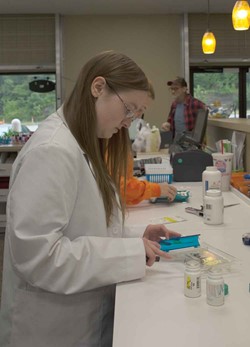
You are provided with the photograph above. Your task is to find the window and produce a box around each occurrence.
[0,15,55,66]
[0,73,56,133]
[0,15,57,136]
[190,67,250,118]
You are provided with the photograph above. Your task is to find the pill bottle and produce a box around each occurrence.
[206,268,224,306]
[203,189,224,225]
[184,260,201,298]
[202,166,222,197]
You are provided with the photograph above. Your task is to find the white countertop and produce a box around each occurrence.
[113,183,250,347]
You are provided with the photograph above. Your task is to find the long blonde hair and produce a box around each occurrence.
[63,51,154,226]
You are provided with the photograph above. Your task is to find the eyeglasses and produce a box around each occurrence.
[106,82,137,121]
[169,86,181,91]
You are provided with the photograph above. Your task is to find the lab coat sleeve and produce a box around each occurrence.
[123,224,147,238]
[7,143,146,294]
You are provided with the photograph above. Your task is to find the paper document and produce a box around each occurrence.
[150,215,186,224]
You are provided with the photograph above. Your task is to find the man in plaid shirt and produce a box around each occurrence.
[161,77,206,138]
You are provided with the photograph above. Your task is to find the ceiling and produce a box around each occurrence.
[0,0,238,15]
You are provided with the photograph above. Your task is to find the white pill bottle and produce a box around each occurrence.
[184,260,201,298]
[206,268,224,306]
[203,189,224,225]
[202,166,222,197]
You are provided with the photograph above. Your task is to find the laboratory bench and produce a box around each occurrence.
[113,182,250,347]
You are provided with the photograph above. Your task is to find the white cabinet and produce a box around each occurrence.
[0,145,22,234]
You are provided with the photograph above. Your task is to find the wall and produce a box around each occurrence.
[0,234,4,302]
[189,14,250,64]
[62,15,183,128]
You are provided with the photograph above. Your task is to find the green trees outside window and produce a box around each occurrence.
[0,74,56,129]
[191,67,250,119]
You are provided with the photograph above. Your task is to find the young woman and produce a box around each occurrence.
[0,51,180,347]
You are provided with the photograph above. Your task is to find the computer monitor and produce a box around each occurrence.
[178,108,209,148]
[159,131,173,149]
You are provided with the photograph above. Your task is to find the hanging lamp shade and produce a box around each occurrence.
[202,31,216,54]
[232,1,250,30]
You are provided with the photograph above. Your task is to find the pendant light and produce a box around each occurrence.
[202,0,216,54]
[232,1,250,30]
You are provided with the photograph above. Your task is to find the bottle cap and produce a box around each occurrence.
[185,260,200,269]
[208,267,223,279]
[206,166,218,171]
[242,232,250,245]
[206,189,222,197]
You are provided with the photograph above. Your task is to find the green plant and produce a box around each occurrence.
[2,129,18,138]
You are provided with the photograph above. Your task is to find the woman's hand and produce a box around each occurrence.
[143,238,170,266]
[158,183,177,202]
[143,224,181,266]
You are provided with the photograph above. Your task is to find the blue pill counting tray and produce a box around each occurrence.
[174,190,190,202]
[159,234,200,252]
[150,190,190,204]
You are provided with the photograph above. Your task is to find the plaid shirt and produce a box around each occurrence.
[168,94,206,135]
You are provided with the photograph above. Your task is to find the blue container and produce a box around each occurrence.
[145,173,173,183]
[159,234,200,252]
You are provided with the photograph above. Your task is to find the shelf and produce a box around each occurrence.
[208,118,250,133]
[0,144,23,152]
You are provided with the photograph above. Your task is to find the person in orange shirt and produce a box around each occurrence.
[120,151,177,205]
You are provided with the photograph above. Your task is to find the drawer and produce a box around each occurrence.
[0,189,9,202]
[0,164,12,177]
[0,226,6,234]
[0,214,6,222]
[0,221,6,230]
[0,201,7,216]
[0,177,9,189]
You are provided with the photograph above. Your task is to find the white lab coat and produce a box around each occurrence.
[0,108,145,347]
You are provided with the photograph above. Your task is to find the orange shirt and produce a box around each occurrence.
[120,154,161,205]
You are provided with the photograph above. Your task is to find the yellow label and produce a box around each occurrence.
[163,217,177,223]
[186,276,191,289]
